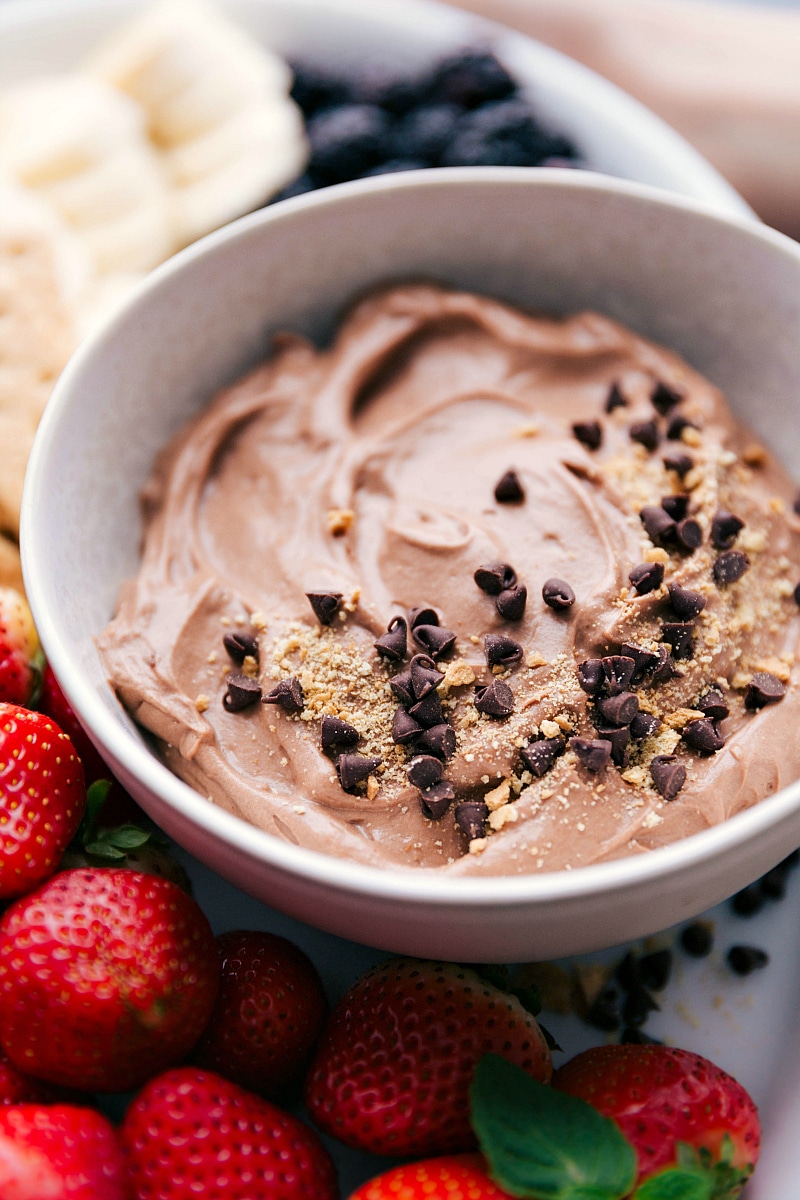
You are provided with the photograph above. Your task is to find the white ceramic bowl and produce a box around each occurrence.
[0,0,749,218]
[22,169,800,961]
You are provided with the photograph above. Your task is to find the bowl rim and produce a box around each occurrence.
[23,167,800,907]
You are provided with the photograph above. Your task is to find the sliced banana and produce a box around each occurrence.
[86,0,308,245]
[0,76,173,274]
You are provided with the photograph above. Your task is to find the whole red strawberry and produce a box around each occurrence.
[0,867,219,1092]
[0,1103,126,1199]
[38,662,107,783]
[0,704,85,899]
[305,958,552,1157]
[192,930,327,1098]
[0,588,42,707]
[553,1045,760,1193]
[120,1066,339,1200]
[349,1155,511,1200]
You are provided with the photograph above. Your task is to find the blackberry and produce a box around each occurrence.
[442,99,576,168]
[289,63,353,115]
[394,104,463,165]
[428,47,517,108]
[307,104,395,183]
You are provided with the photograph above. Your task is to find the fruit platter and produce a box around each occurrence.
[2,0,799,1196]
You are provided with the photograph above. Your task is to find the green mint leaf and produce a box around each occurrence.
[84,839,126,861]
[472,1054,636,1200]
[105,825,152,850]
[634,1170,713,1200]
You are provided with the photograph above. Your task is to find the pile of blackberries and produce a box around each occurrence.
[273,47,582,200]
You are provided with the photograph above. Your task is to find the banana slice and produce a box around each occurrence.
[86,0,308,244]
[0,76,172,274]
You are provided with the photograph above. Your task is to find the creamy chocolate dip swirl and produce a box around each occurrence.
[99,284,800,874]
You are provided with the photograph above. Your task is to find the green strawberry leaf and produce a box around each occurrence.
[83,839,127,861]
[471,1054,637,1200]
[103,825,152,850]
[537,1022,563,1054]
[634,1170,713,1200]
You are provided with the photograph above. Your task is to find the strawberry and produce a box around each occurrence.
[553,1045,760,1195]
[38,662,108,785]
[0,704,85,899]
[349,1154,511,1200]
[0,867,219,1093]
[0,1052,66,1107]
[120,1066,339,1200]
[192,930,327,1099]
[0,1103,126,1199]
[0,588,42,707]
[305,958,552,1157]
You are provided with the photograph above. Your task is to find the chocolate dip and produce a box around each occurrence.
[98,284,800,874]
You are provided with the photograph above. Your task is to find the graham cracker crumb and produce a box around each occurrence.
[643,546,669,564]
[513,421,540,438]
[664,708,705,729]
[195,694,210,713]
[469,837,488,855]
[489,803,518,831]
[484,779,511,811]
[742,442,768,467]
[526,652,548,668]
[366,775,380,801]
[251,611,267,630]
[326,508,354,536]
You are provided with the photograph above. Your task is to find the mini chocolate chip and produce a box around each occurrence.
[222,673,262,712]
[666,415,697,440]
[391,708,422,744]
[484,634,523,668]
[407,754,444,789]
[681,922,713,957]
[412,624,457,659]
[649,645,678,686]
[629,562,664,595]
[661,622,694,660]
[623,985,660,1029]
[475,679,514,718]
[713,550,750,586]
[668,583,706,620]
[630,712,662,739]
[408,606,439,630]
[649,754,686,799]
[675,517,702,551]
[620,643,659,679]
[594,726,630,768]
[731,886,764,917]
[455,800,489,840]
[262,677,304,714]
[727,945,769,976]
[389,670,414,705]
[640,505,676,545]
[710,510,745,551]
[496,584,527,621]
[520,736,565,778]
[577,659,605,695]
[744,671,786,709]
[474,562,517,595]
[602,655,636,694]
[572,421,603,451]
[661,493,689,521]
[408,690,444,729]
[494,469,525,503]
[651,380,683,415]
[306,592,343,625]
[374,616,408,661]
[597,691,639,727]
[585,985,621,1032]
[629,419,660,452]
[622,1028,663,1046]
[759,868,787,901]
[663,452,694,477]
[696,688,729,722]
[410,653,444,699]
[420,780,455,820]
[682,718,724,755]
[321,715,360,752]
[223,631,259,666]
[570,737,611,772]
[639,949,673,992]
[337,754,381,791]
[605,381,628,412]
[416,723,457,760]
[542,578,576,611]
